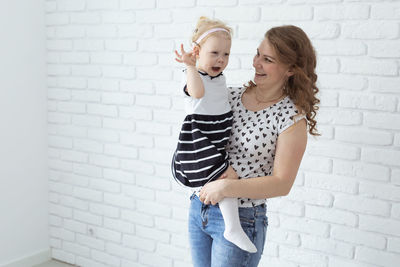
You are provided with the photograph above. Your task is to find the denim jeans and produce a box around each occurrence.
[188,195,268,267]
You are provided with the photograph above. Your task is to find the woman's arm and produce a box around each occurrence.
[175,44,204,98]
[199,119,307,205]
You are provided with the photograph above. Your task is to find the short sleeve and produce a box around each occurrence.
[180,69,190,97]
[277,104,306,135]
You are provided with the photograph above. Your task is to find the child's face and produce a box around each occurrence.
[196,35,231,76]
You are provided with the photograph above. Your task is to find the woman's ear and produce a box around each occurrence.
[286,67,294,77]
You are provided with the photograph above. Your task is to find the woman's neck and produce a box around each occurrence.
[252,84,285,105]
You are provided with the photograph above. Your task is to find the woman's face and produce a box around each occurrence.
[197,35,231,76]
[253,38,292,88]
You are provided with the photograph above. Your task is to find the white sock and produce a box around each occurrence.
[219,198,257,253]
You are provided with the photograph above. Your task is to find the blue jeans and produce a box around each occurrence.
[188,195,268,267]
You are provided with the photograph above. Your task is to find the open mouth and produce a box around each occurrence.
[255,72,267,77]
[212,67,221,72]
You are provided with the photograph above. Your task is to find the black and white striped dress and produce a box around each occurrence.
[171,70,233,189]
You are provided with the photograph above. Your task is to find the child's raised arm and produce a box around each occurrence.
[175,44,204,99]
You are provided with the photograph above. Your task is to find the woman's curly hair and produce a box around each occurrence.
[248,25,320,136]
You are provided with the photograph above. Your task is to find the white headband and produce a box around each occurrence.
[193,27,230,47]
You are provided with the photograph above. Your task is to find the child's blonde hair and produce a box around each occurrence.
[191,16,232,47]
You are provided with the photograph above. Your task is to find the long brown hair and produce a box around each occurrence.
[248,25,320,136]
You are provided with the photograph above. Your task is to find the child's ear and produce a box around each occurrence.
[193,45,200,56]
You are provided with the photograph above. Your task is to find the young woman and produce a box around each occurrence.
[191,25,320,266]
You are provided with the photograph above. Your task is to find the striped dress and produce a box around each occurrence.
[171,70,233,189]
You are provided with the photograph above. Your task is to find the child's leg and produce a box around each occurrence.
[219,198,257,253]
[218,166,257,253]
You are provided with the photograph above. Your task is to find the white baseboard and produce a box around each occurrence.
[0,249,51,267]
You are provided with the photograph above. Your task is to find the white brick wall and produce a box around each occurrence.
[45,0,400,266]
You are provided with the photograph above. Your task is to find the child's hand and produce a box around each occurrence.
[175,44,196,67]
[219,165,238,180]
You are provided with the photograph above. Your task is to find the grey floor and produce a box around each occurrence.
[33,260,74,267]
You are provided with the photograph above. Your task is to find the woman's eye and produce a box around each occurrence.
[264,58,272,63]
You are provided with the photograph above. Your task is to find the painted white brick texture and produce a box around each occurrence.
[45,1,400,266]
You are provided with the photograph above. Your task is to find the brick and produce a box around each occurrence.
[393,169,400,185]
[318,108,362,125]
[136,121,171,135]
[49,203,73,218]
[267,230,301,246]
[359,181,400,202]
[307,142,359,160]
[56,26,85,38]
[392,203,400,219]
[317,57,339,73]
[124,185,155,200]
[300,156,332,173]
[73,210,102,226]
[73,187,103,202]
[198,0,238,6]
[49,159,73,172]
[87,103,118,117]
[343,22,400,39]
[76,234,105,250]
[136,200,172,218]
[51,249,75,265]
[104,217,135,234]
[70,13,101,24]
[138,40,174,53]
[102,11,135,24]
[58,102,86,114]
[59,195,89,210]
[73,163,102,178]
[76,257,107,267]
[261,6,312,21]
[73,40,104,51]
[369,41,400,58]
[136,94,171,108]
[388,237,400,253]
[155,217,187,234]
[216,7,260,22]
[138,251,173,267]
[297,22,340,39]
[280,216,330,237]
[48,112,71,124]
[136,10,171,23]
[135,175,171,190]
[121,210,154,227]
[103,66,135,79]
[172,9,214,23]
[319,73,367,90]
[104,144,137,159]
[335,194,390,217]
[335,127,393,145]
[124,52,157,66]
[306,205,357,227]
[156,243,189,260]
[103,168,135,184]
[331,225,386,249]
[106,243,138,262]
[355,247,400,267]
[63,241,90,257]
[119,106,152,120]
[91,249,120,266]
[57,0,85,11]
[306,173,358,194]
[120,0,155,9]
[287,187,334,207]
[365,112,400,130]
[362,148,400,167]
[341,58,398,76]
[87,128,119,142]
[123,234,156,252]
[90,52,121,65]
[50,226,75,242]
[60,52,89,64]
[315,5,369,20]
[72,114,101,127]
[332,161,390,182]
[49,136,73,149]
[86,25,117,38]
[279,246,328,267]
[118,24,153,38]
[89,154,119,168]
[371,3,400,19]
[301,235,354,258]
[328,258,376,267]
[104,193,135,209]
[73,139,103,154]
[267,199,304,216]
[64,219,87,234]
[60,150,88,163]
[340,92,397,112]
[89,203,120,218]
[92,227,121,243]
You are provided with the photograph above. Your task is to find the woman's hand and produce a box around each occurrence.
[175,44,196,67]
[199,179,230,205]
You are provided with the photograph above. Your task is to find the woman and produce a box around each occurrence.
[188,25,320,267]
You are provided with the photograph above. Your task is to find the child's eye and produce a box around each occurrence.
[212,51,218,54]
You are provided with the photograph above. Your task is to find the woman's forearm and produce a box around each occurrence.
[223,175,294,200]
